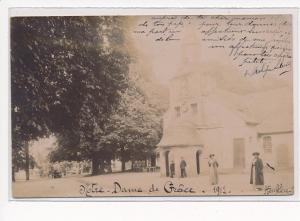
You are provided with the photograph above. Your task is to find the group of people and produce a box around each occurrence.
[169,152,266,191]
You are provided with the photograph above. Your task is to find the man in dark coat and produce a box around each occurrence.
[170,161,175,178]
[180,157,187,178]
[250,152,264,190]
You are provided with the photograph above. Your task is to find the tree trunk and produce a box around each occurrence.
[99,159,105,174]
[25,141,30,181]
[12,166,16,182]
[107,160,112,173]
[131,161,134,170]
[91,157,100,175]
[121,160,126,172]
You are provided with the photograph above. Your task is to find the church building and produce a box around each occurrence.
[156,32,293,178]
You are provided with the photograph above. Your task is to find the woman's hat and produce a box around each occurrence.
[252,152,260,156]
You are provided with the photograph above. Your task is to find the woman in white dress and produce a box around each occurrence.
[208,154,219,185]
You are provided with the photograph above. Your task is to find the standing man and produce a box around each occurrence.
[180,157,187,178]
[250,152,264,191]
[170,160,175,178]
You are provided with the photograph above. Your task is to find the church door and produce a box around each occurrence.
[277,144,289,168]
[233,138,245,169]
[165,151,170,177]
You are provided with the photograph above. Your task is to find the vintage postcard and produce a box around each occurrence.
[11,12,294,198]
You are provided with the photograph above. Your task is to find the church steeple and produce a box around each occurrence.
[177,25,202,77]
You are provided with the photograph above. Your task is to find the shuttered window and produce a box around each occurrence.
[263,136,272,153]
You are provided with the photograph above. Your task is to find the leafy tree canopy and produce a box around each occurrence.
[11,16,130,175]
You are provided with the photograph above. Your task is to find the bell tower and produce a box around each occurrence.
[177,24,202,76]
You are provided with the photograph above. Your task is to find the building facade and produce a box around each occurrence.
[157,72,293,178]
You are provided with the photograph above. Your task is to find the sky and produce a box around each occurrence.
[29,135,56,165]
[126,15,293,92]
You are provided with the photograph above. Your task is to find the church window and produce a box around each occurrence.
[175,106,181,118]
[263,136,272,153]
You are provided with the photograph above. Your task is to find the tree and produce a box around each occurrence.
[100,77,164,171]
[12,139,37,182]
[11,16,130,179]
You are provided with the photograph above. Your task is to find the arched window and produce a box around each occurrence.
[263,136,272,153]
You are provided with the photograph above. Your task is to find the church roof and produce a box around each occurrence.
[211,88,260,124]
[257,110,293,134]
[244,86,293,122]
[157,120,203,147]
[214,87,293,129]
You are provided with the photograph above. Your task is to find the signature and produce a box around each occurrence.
[264,184,294,195]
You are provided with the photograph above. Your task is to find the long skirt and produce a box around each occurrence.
[209,167,218,185]
[252,169,264,190]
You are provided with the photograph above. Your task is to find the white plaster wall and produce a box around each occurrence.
[203,99,258,172]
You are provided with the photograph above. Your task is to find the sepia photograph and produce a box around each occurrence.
[10,14,294,198]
